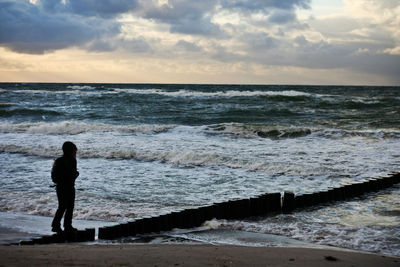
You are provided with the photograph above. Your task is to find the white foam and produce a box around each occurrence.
[219,187,400,257]
[228,218,400,256]
[205,123,313,139]
[1,122,399,183]
[0,190,167,223]
[113,88,315,98]
[9,85,95,95]
[0,142,378,188]
[0,144,58,158]
[66,85,96,90]
[13,89,84,94]
[7,86,327,98]
[11,85,100,95]
[0,121,176,135]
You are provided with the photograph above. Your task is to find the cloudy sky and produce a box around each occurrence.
[0,0,399,85]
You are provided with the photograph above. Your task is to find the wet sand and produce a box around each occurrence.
[0,244,399,267]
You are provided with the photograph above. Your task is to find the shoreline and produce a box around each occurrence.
[1,211,399,258]
[1,244,399,267]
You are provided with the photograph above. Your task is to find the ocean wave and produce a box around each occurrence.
[113,88,316,98]
[12,85,100,95]
[220,195,400,257]
[12,89,114,95]
[0,143,342,178]
[0,121,176,135]
[204,123,313,139]
[66,85,96,90]
[0,102,15,107]
[0,191,141,222]
[0,108,60,116]
[13,89,85,94]
[205,123,400,140]
[1,121,398,141]
[0,144,59,158]
[4,86,328,99]
[317,99,386,109]
[0,142,258,170]
[222,219,400,257]
[0,144,233,167]
[4,86,337,100]
[316,129,400,140]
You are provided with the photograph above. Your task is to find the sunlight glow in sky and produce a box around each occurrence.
[0,0,399,85]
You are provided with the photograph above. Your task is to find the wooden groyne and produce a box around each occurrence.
[17,228,95,245]
[98,172,400,240]
[97,193,282,240]
[16,172,400,245]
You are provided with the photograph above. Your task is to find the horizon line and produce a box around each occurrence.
[0,81,398,87]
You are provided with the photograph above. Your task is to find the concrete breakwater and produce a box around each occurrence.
[16,173,400,245]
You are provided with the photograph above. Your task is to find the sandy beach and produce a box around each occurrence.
[0,244,399,267]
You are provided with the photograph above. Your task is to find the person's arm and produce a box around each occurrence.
[73,159,79,181]
[51,159,61,184]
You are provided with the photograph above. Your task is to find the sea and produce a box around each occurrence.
[0,83,399,256]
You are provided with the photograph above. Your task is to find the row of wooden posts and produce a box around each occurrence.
[17,172,400,245]
[98,172,400,240]
[18,228,95,245]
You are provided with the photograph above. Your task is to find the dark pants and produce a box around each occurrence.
[52,186,75,229]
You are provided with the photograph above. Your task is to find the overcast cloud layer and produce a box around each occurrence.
[0,0,399,84]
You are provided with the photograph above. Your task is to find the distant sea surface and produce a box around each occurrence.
[0,83,399,255]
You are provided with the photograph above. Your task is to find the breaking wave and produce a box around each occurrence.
[0,143,286,174]
[0,142,381,181]
[3,87,319,99]
[1,121,398,141]
[13,89,86,94]
[219,187,400,257]
[204,123,400,140]
[11,85,98,95]
[0,190,143,222]
[0,121,176,135]
[66,85,96,90]
[113,88,317,99]
[205,123,313,139]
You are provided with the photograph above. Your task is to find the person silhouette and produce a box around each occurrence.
[51,141,79,233]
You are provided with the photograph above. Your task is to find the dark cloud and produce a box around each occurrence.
[239,34,400,83]
[142,0,224,36]
[40,0,139,18]
[0,0,311,55]
[141,0,310,36]
[170,16,222,36]
[143,0,214,21]
[268,10,297,24]
[221,0,311,11]
[0,0,123,54]
[350,53,400,80]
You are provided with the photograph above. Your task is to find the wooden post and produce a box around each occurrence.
[282,191,295,213]
[85,228,95,241]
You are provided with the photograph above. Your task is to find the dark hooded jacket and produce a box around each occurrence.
[51,155,79,188]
